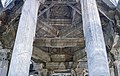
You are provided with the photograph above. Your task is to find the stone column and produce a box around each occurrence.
[0,42,10,76]
[110,67,115,76]
[8,0,43,76]
[80,0,110,76]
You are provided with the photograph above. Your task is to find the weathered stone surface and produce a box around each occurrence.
[34,38,84,48]
[0,61,9,76]
[51,54,72,62]
[117,0,120,12]
[32,47,50,62]
[46,62,66,70]
[102,0,116,8]
[8,0,41,76]
[114,60,120,76]
[46,62,60,70]
[0,44,10,76]
[0,0,119,75]
[103,21,115,51]
[73,49,85,61]
[110,67,115,76]
[1,0,13,8]
[111,34,120,60]
[81,0,110,75]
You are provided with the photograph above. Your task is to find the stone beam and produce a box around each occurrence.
[60,23,83,37]
[1,0,13,8]
[72,10,76,25]
[46,62,66,70]
[61,26,82,38]
[117,0,120,12]
[37,20,58,36]
[32,47,50,62]
[8,0,42,76]
[80,0,110,76]
[44,1,77,4]
[34,38,84,48]
[51,54,72,62]
[97,3,114,22]
[66,2,82,15]
[38,2,56,17]
[102,0,116,8]
[48,19,72,26]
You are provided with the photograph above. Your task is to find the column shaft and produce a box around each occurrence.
[80,0,110,76]
[8,0,41,76]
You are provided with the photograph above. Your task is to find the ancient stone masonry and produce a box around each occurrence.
[0,41,10,76]
[81,0,110,75]
[117,0,120,12]
[8,0,42,76]
[0,0,120,76]
[110,34,120,76]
